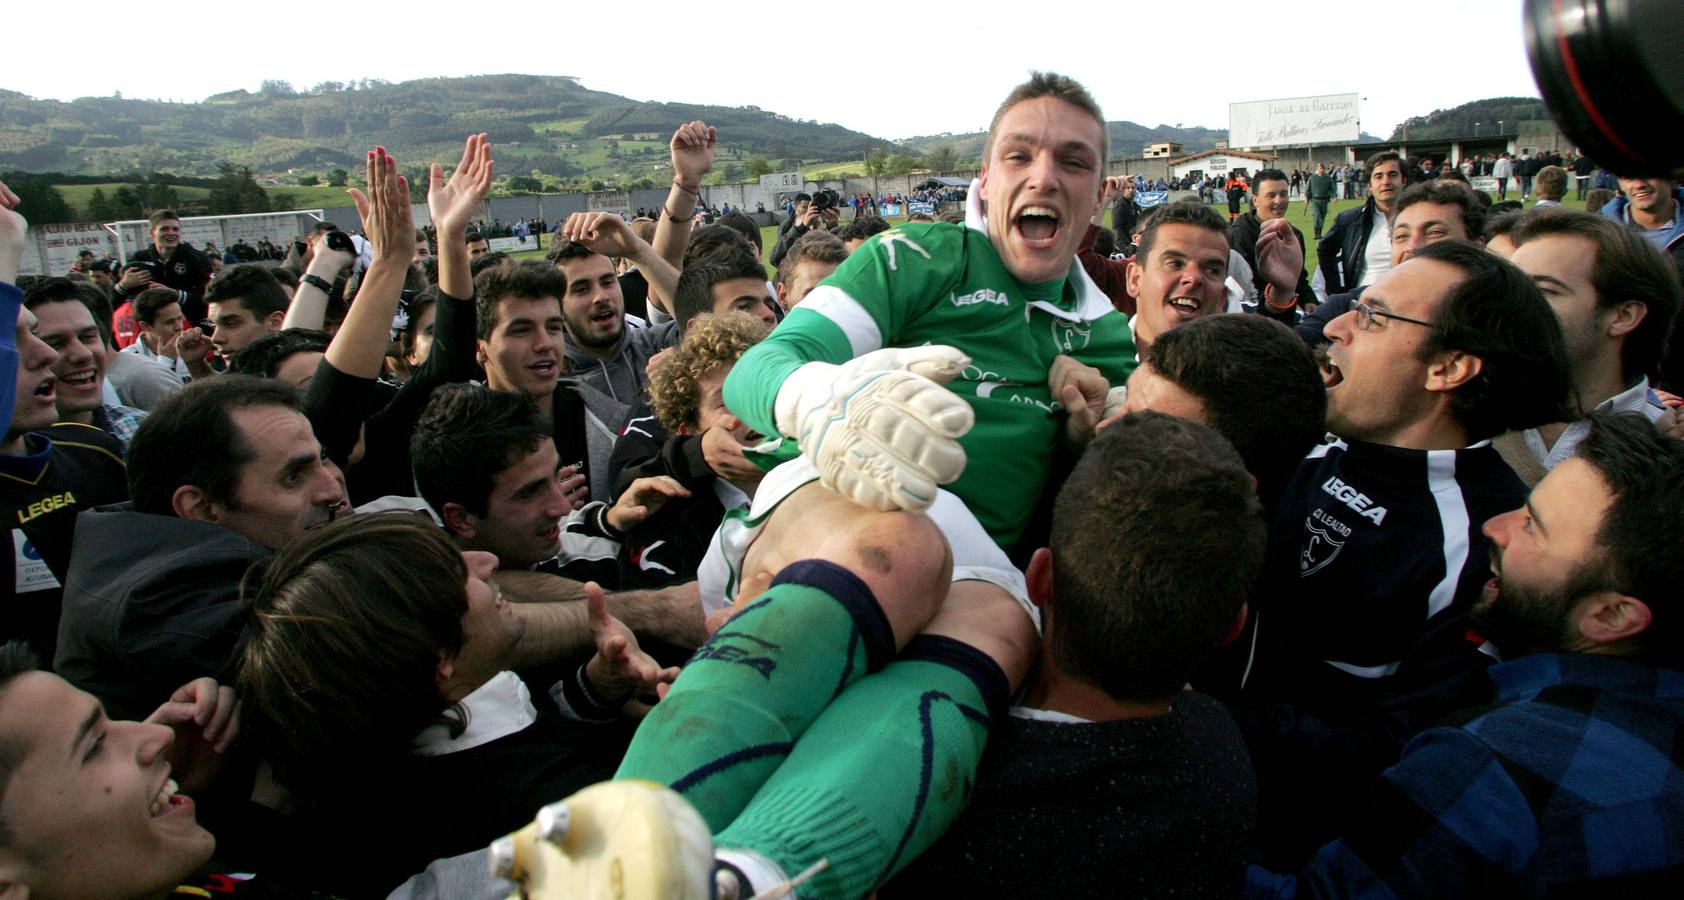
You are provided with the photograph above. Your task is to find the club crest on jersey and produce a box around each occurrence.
[952,288,1009,308]
[173,262,187,275]
[1320,476,1387,524]
[1300,508,1351,576]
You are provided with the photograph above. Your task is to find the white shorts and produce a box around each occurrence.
[696,457,1037,629]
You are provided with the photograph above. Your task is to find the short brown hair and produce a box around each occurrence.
[777,230,848,288]
[1534,165,1568,201]
[646,312,769,434]
[1511,209,1681,382]
[147,209,179,230]
[240,513,472,793]
[474,258,567,340]
[983,71,1108,162]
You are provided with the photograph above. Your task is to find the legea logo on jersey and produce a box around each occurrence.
[951,288,1009,308]
[1320,476,1387,525]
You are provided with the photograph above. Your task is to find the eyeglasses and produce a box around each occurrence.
[1350,299,1433,332]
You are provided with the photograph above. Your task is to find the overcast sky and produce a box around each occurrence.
[7,1,1542,142]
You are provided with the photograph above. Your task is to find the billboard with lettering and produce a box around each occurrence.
[1229,94,1360,149]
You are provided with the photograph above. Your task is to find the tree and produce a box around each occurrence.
[209,164,271,214]
[863,148,889,177]
[507,176,543,193]
[925,143,959,173]
[258,79,296,97]
[84,187,116,221]
[111,187,141,218]
[297,174,320,186]
[327,168,349,187]
[3,176,74,224]
[886,154,920,177]
[270,192,297,211]
[747,157,773,178]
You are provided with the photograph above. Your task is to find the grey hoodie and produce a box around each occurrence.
[563,319,679,411]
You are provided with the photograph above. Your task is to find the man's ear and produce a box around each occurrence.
[1575,591,1653,647]
[171,485,219,523]
[1426,350,1483,394]
[264,310,285,331]
[440,503,477,541]
[1605,300,1647,340]
[475,339,489,370]
[1125,258,1143,299]
[435,650,456,692]
[1026,547,1053,610]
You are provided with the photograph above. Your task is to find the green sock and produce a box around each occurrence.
[615,560,895,831]
[714,635,1008,898]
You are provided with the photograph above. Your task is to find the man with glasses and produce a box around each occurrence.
[1204,240,1576,867]
[1295,180,1485,346]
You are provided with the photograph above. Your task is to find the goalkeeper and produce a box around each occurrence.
[605,72,1136,899]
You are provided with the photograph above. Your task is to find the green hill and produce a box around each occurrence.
[0,75,898,183]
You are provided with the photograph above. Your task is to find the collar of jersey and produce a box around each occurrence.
[963,178,1115,324]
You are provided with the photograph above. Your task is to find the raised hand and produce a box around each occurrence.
[670,120,717,186]
[0,179,28,284]
[347,146,416,266]
[428,133,494,235]
[605,475,690,532]
[561,211,645,259]
[583,582,682,704]
[144,677,240,793]
[1254,217,1303,304]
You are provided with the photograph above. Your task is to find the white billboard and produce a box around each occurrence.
[760,172,804,193]
[1230,94,1360,148]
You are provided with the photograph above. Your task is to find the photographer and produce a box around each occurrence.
[769,188,841,268]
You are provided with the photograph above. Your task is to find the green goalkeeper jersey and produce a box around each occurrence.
[724,222,1136,548]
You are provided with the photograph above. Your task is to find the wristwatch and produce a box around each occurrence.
[301,273,333,293]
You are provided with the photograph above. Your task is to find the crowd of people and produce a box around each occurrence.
[0,71,1681,900]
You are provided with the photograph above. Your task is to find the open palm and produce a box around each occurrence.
[428,133,494,233]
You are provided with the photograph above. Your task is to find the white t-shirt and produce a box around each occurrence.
[1357,211,1392,288]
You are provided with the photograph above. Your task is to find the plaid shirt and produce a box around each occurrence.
[1247,653,1684,898]
[94,403,147,453]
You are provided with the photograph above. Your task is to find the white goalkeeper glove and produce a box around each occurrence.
[773,345,974,512]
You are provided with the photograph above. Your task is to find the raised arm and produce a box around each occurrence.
[332,147,416,379]
[650,121,717,278]
[429,133,493,301]
[282,239,355,331]
[560,211,680,305]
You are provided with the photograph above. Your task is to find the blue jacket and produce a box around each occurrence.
[1600,186,1684,271]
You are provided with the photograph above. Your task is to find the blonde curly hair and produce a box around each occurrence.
[647,311,771,434]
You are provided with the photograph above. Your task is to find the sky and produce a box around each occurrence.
[6,1,1543,143]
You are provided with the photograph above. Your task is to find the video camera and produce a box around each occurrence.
[811,189,840,212]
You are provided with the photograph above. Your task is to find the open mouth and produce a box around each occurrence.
[529,360,557,378]
[1317,347,1344,388]
[149,778,186,817]
[1166,296,1204,322]
[1013,206,1062,247]
[32,377,55,401]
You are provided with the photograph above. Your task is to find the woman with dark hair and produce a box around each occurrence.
[239,512,676,896]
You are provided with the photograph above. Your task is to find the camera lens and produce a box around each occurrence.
[1524,0,1684,178]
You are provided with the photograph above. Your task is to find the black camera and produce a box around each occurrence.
[323,229,356,254]
[1525,0,1683,178]
[811,189,840,211]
